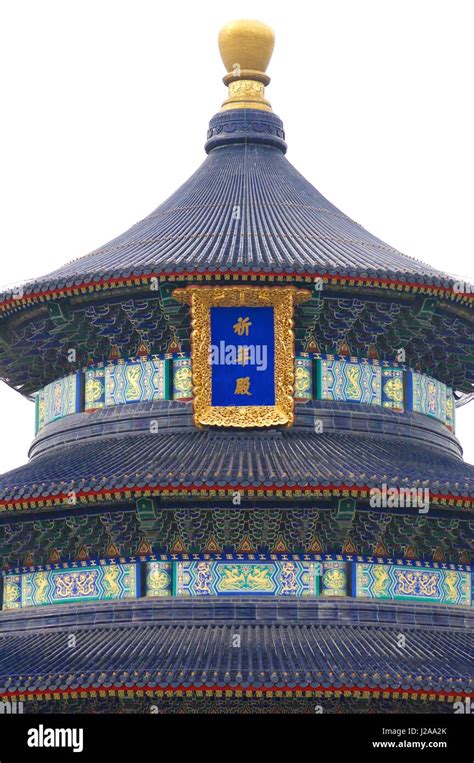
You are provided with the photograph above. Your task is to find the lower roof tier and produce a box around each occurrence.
[1,401,473,510]
[0,598,471,701]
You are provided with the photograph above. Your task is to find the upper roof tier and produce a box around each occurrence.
[0,19,472,306]
[26,116,452,285]
[0,20,472,399]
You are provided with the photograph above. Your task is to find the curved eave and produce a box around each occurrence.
[2,682,469,702]
[1,270,473,320]
[0,598,472,700]
[1,112,473,316]
[1,485,473,513]
[1,428,473,511]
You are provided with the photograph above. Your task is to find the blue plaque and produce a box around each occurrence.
[173,285,308,427]
[209,306,275,406]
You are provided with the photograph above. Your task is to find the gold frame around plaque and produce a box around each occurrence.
[173,285,310,427]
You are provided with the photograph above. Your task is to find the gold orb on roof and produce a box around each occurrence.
[218,19,275,77]
[217,19,275,113]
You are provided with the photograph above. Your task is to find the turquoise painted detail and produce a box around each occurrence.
[173,356,193,400]
[145,562,173,597]
[104,358,170,406]
[353,562,471,606]
[175,560,320,596]
[35,372,81,432]
[407,371,448,424]
[2,562,139,609]
[316,359,382,405]
[295,356,313,400]
[321,561,348,596]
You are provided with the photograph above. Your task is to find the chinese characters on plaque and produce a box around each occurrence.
[209,306,275,406]
[173,285,310,427]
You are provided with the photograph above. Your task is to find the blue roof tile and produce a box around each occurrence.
[0,596,470,698]
[1,423,473,502]
[1,111,464,302]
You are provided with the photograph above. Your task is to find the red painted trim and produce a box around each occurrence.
[1,483,472,509]
[0,270,473,312]
[0,683,471,700]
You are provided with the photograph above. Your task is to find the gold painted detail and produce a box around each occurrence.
[372,566,390,597]
[395,570,438,597]
[174,364,192,394]
[125,364,141,401]
[85,376,103,405]
[218,19,275,112]
[148,568,170,591]
[4,582,20,604]
[221,80,271,112]
[173,285,310,428]
[103,565,121,597]
[280,561,298,593]
[35,572,49,603]
[384,376,403,403]
[444,571,458,603]
[219,564,274,592]
[229,80,264,99]
[346,364,361,399]
[194,561,212,594]
[233,316,252,335]
[54,571,96,599]
[295,364,311,397]
[234,377,252,396]
[323,568,346,591]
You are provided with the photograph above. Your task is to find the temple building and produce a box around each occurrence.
[0,19,472,714]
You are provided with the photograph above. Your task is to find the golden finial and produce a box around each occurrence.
[218,19,275,112]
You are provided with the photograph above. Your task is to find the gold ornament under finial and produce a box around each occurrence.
[218,19,275,112]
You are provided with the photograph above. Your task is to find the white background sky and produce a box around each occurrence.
[0,0,472,473]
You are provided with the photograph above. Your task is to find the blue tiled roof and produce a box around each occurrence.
[2,111,462,301]
[1,416,473,503]
[0,599,471,696]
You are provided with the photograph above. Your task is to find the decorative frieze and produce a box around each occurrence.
[294,356,313,401]
[35,372,82,432]
[2,557,472,609]
[145,562,173,597]
[34,353,457,433]
[2,562,139,609]
[316,359,382,405]
[407,371,448,425]
[353,562,471,606]
[172,356,193,401]
[174,560,320,596]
